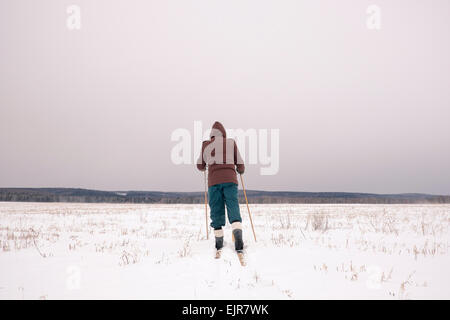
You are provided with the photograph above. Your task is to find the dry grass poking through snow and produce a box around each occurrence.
[0,202,449,299]
[262,205,449,258]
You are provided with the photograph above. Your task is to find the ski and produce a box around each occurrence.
[237,251,246,266]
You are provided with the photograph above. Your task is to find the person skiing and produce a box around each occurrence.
[197,121,245,262]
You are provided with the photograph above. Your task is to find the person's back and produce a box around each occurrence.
[197,121,245,186]
[197,121,245,260]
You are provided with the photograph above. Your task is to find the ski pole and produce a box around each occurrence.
[239,174,257,242]
[204,169,209,240]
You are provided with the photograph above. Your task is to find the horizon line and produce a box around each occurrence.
[0,187,448,197]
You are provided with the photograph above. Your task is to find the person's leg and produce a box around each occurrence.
[208,184,225,250]
[231,222,243,252]
[223,183,244,252]
[213,228,224,250]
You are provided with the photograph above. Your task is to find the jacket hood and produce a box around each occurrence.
[210,121,226,138]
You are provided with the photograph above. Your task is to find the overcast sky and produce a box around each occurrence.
[1,0,449,194]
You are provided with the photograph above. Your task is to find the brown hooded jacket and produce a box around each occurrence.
[197,121,245,187]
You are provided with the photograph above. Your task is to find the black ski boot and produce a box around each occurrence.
[232,229,244,252]
[232,222,246,266]
[214,228,224,259]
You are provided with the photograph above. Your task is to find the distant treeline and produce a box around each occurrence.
[0,188,449,204]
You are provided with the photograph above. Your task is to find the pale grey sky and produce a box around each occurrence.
[1,0,449,194]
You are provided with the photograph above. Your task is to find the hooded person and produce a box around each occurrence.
[197,121,245,258]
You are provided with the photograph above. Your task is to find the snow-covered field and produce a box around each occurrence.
[0,202,449,300]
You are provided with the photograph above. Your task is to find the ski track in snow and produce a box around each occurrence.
[0,202,449,299]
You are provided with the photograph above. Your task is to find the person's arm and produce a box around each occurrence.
[234,140,245,174]
[196,141,206,171]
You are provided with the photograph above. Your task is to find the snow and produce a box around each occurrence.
[0,202,449,299]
